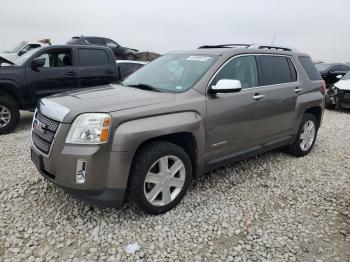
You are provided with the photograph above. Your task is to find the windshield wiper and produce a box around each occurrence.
[125,83,160,92]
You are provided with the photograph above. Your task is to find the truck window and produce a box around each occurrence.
[79,49,109,67]
[85,37,106,45]
[36,49,73,68]
[106,39,119,48]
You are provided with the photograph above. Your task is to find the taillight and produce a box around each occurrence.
[321,80,326,96]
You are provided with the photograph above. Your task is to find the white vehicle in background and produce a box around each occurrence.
[0,39,51,63]
[116,60,148,80]
[326,72,350,109]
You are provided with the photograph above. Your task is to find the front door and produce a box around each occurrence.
[206,55,264,162]
[26,48,79,107]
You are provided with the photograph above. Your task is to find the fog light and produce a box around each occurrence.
[76,160,87,184]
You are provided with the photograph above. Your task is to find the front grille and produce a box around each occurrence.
[31,111,60,155]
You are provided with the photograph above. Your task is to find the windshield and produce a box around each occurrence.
[14,47,42,66]
[122,54,218,93]
[4,41,28,53]
[342,72,350,80]
[315,63,332,72]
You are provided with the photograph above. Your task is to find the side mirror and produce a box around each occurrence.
[209,79,242,94]
[31,57,46,69]
[336,75,343,80]
[18,50,26,56]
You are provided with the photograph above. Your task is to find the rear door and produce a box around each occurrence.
[254,55,299,145]
[78,48,117,87]
[26,47,79,107]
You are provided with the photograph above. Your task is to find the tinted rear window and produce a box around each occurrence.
[259,56,293,85]
[79,49,109,66]
[298,56,322,81]
[86,37,105,45]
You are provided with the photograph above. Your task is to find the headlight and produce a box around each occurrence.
[66,113,112,144]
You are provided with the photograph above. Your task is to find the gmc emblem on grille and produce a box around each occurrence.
[33,119,46,134]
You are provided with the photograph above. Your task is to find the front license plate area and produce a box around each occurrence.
[31,148,43,171]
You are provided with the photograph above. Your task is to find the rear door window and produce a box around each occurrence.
[340,65,350,71]
[258,56,293,85]
[298,56,322,80]
[86,37,106,45]
[212,55,258,89]
[79,49,109,67]
[332,65,342,71]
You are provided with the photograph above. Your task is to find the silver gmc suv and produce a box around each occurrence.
[31,44,325,214]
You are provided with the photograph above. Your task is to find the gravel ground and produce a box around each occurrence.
[0,110,349,262]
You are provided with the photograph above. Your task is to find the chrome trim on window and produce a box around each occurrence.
[206,53,300,94]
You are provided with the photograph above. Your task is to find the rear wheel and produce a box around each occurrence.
[0,96,20,135]
[287,113,318,157]
[129,141,192,215]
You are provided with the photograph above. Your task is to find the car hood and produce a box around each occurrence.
[39,84,176,123]
[334,79,350,91]
[0,55,15,66]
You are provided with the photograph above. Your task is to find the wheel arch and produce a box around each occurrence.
[0,82,22,108]
[112,112,206,178]
[304,106,322,126]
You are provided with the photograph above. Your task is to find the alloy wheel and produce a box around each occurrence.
[300,120,316,151]
[0,105,11,128]
[144,155,186,206]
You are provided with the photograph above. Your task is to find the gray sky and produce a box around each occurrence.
[1,0,349,62]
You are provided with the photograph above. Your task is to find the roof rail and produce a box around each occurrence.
[198,43,298,52]
[248,44,297,52]
[198,44,252,49]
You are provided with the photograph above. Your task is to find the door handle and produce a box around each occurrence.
[294,87,303,93]
[105,70,113,74]
[65,71,77,76]
[253,93,264,100]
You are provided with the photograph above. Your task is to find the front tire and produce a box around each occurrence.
[129,141,192,215]
[287,113,319,157]
[0,96,20,135]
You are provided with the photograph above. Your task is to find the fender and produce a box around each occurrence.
[111,111,205,155]
[0,80,23,106]
[293,91,324,134]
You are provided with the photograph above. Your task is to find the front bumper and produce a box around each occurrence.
[327,88,350,109]
[31,123,135,207]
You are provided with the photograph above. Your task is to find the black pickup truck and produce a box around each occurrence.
[0,45,143,134]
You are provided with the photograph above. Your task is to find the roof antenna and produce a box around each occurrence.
[271,36,276,45]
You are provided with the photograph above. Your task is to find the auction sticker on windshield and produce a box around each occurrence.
[186,56,212,62]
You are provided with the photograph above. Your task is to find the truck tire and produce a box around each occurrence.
[287,113,319,157]
[129,141,192,215]
[0,96,20,135]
